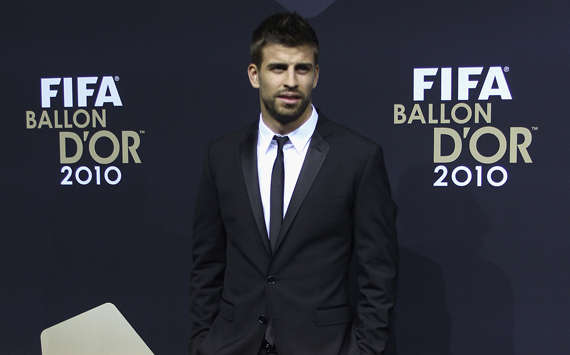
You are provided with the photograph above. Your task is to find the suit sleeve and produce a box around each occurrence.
[189,143,226,355]
[352,146,398,355]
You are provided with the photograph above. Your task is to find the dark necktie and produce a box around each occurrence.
[265,135,288,348]
[269,135,289,252]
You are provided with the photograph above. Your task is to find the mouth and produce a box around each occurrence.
[276,93,302,104]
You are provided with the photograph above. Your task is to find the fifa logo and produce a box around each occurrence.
[41,76,123,108]
[413,66,512,101]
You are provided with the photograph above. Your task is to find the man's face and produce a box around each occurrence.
[248,43,319,125]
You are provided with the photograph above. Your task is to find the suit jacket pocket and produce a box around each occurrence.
[313,305,352,326]
[219,298,234,321]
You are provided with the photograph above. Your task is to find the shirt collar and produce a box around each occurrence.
[258,105,319,154]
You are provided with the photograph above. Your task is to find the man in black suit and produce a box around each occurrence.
[189,12,398,355]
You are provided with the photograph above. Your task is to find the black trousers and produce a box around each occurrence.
[258,339,278,354]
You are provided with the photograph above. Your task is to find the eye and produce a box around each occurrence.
[296,65,312,74]
[268,64,287,72]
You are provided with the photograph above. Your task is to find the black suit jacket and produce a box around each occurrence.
[189,115,398,355]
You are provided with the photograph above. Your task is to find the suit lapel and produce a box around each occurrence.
[272,120,330,254]
[240,123,272,255]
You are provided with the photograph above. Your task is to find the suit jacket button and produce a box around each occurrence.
[266,275,277,285]
[258,315,267,324]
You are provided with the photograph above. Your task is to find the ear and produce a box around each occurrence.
[312,64,320,89]
[248,63,260,88]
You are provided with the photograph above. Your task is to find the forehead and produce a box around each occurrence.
[260,43,316,66]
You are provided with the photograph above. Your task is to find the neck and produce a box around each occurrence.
[261,104,313,135]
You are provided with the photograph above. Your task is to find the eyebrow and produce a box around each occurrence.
[266,63,314,70]
[295,63,313,70]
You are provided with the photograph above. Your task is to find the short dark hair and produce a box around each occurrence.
[250,12,319,67]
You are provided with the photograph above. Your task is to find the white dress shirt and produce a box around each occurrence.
[257,105,319,237]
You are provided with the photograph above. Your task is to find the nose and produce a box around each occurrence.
[284,68,298,89]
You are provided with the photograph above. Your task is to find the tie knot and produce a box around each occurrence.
[273,135,289,150]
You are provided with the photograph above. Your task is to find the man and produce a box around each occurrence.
[189,12,397,355]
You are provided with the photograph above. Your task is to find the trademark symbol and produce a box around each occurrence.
[531,126,539,131]
[114,76,120,81]
[139,130,145,134]
[503,66,509,72]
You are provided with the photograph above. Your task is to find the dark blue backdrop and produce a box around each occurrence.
[1,0,568,354]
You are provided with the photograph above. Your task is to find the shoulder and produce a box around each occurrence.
[317,114,383,158]
[205,121,256,157]
[318,115,393,194]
